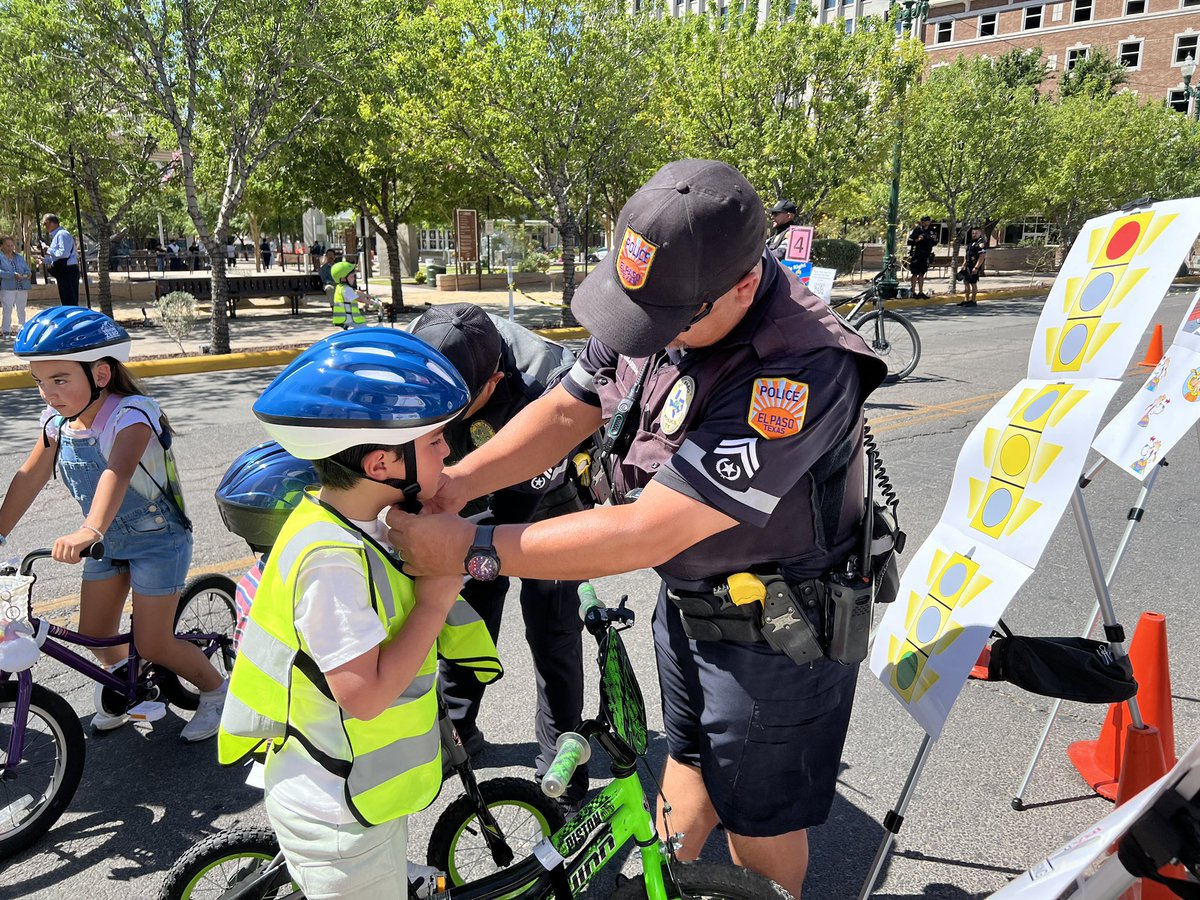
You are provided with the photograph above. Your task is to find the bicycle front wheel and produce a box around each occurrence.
[612,861,794,899]
[852,309,921,383]
[0,681,86,860]
[157,826,292,900]
[159,574,238,710]
[428,776,565,889]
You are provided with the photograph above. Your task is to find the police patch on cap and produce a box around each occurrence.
[660,376,694,436]
[616,227,657,290]
[748,378,808,439]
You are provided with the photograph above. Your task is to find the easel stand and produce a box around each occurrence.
[1012,458,1164,808]
[859,460,1157,898]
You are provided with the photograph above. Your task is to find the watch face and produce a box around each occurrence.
[466,553,500,582]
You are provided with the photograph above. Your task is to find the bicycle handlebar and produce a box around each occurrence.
[540,732,591,798]
[19,543,105,576]
[578,582,602,618]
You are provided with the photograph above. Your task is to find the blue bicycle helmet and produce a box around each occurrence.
[14,307,131,363]
[253,328,469,503]
[216,442,318,552]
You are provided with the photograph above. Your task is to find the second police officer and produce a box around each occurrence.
[389,160,887,897]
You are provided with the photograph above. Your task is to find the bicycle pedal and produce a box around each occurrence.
[127,700,166,722]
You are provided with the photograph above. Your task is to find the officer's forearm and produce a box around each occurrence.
[490,482,737,580]
[453,383,601,501]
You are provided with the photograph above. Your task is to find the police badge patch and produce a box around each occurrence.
[748,378,808,439]
[659,376,694,436]
[701,437,760,492]
[616,227,657,290]
[470,420,495,447]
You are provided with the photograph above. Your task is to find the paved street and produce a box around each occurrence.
[2,288,1199,899]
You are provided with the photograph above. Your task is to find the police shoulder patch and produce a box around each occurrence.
[659,376,694,436]
[470,419,495,447]
[748,377,808,440]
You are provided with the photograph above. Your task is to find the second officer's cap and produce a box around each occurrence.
[410,303,502,398]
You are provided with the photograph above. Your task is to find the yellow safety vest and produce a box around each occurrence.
[218,494,501,826]
[332,283,366,327]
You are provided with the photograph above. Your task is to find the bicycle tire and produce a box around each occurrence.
[0,681,86,860]
[852,309,921,383]
[159,574,238,710]
[611,861,794,900]
[427,776,566,889]
[156,826,292,900]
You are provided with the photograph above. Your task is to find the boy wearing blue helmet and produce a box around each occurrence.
[219,328,501,900]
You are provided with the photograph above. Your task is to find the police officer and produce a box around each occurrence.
[409,303,591,810]
[766,199,797,260]
[389,160,886,897]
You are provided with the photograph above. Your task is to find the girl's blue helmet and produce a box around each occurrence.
[14,307,131,363]
[252,328,469,460]
[216,442,318,552]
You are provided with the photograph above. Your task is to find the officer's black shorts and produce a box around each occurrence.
[908,256,930,276]
[651,585,857,837]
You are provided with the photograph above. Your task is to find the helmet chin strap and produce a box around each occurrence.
[65,362,104,422]
[379,443,423,514]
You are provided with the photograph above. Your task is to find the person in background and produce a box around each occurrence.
[766,199,797,260]
[906,215,938,299]
[38,214,80,306]
[0,235,32,338]
[260,238,272,269]
[958,226,987,308]
[226,236,237,269]
[319,250,338,306]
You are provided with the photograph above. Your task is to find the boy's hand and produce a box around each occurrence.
[52,528,98,564]
[387,508,472,576]
[420,470,471,516]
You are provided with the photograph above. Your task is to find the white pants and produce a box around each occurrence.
[1,290,27,335]
[265,793,409,900]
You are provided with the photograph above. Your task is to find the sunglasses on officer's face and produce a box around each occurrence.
[684,302,713,330]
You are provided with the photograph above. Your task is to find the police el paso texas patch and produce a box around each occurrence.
[616,227,656,290]
[748,378,808,439]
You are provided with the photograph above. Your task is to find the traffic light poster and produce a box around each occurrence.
[1028,199,1200,381]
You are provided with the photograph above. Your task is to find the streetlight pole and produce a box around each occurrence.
[878,0,928,301]
[1182,54,1199,119]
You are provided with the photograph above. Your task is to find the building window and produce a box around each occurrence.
[1119,40,1143,68]
[935,20,952,42]
[1024,6,1042,29]
[844,17,855,31]
[1176,35,1199,64]
[1073,0,1092,21]
[825,0,836,11]
[1126,0,1145,13]
[979,12,997,36]
[1184,0,1200,8]
[1047,53,1058,69]
[1066,46,1091,69]
[1168,88,1190,112]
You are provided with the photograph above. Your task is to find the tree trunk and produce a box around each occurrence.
[947,211,960,294]
[381,228,406,313]
[249,215,262,272]
[95,227,114,318]
[558,215,578,328]
[208,249,231,354]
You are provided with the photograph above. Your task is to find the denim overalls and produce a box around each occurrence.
[55,407,193,597]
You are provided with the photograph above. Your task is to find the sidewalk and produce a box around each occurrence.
[0,267,1061,389]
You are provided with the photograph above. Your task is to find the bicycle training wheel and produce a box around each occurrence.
[0,682,86,860]
[612,861,794,899]
[159,574,238,710]
[428,776,566,890]
[852,309,921,383]
[157,826,293,900]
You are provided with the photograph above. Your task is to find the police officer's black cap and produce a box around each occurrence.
[410,303,502,398]
[769,199,797,215]
[572,159,767,358]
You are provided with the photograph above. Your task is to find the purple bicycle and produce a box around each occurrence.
[0,545,236,859]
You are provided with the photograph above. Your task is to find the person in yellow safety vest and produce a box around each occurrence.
[218,328,501,900]
[330,260,368,329]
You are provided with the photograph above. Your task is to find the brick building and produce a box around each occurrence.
[920,0,1200,111]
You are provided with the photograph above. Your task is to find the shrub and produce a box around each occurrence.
[414,270,427,284]
[517,251,553,273]
[155,290,198,353]
[810,239,861,276]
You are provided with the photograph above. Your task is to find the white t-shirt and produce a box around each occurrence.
[263,515,390,824]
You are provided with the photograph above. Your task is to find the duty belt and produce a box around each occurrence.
[667,573,826,666]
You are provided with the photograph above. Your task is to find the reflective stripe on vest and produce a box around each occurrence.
[332,284,366,326]
[218,494,499,825]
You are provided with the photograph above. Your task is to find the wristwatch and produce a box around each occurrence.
[464,525,501,582]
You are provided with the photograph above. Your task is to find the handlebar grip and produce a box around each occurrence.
[541,732,591,798]
[577,582,603,620]
[82,541,105,560]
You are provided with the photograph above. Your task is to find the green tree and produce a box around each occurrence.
[405,0,664,323]
[993,47,1050,91]
[63,0,354,353]
[1057,49,1131,100]
[659,6,923,225]
[901,56,1044,288]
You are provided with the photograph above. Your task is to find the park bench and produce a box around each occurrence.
[153,273,324,318]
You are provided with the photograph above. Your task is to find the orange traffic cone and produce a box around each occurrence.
[1115,725,1177,900]
[1138,324,1165,368]
[1068,613,1176,801]
[969,645,992,681]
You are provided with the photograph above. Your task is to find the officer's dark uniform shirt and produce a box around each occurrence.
[965,236,986,270]
[444,315,576,525]
[563,255,886,591]
[907,225,937,262]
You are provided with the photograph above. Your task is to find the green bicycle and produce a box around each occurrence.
[158,583,792,899]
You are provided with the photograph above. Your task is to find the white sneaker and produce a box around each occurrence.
[408,861,446,898]
[91,665,130,732]
[180,681,228,743]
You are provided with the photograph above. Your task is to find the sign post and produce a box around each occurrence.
[456,208,480,291]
